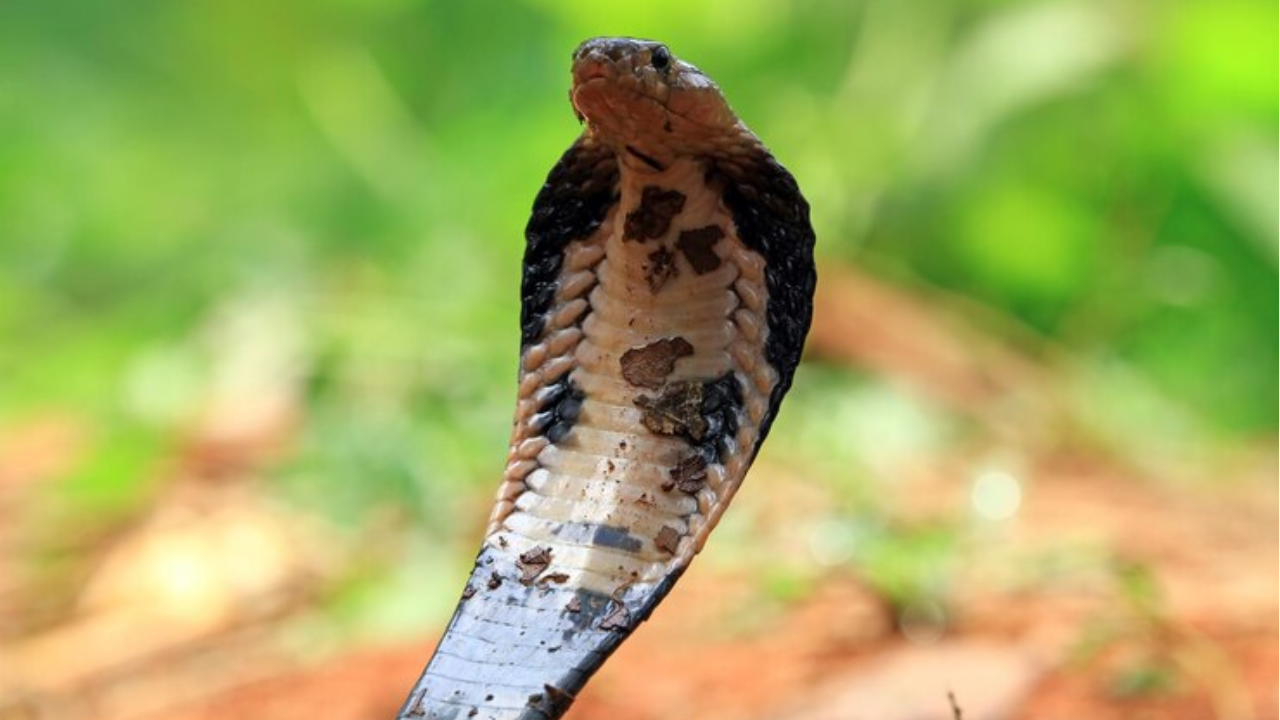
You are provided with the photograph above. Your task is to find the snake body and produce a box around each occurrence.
[398,38,816,719]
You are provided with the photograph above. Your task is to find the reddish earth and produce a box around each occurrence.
[105,462,1275,720]
[3,272,1274,720]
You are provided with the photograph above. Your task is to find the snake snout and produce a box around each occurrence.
[572,57,611,86]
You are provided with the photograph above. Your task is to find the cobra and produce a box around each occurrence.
[398,37,816,719]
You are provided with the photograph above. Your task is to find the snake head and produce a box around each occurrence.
[570,37,739,165]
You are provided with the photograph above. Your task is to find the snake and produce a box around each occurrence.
[397,37,816,720]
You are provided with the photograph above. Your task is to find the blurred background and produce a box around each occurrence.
[0,1,1275,719]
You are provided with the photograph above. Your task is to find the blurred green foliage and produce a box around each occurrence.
[0,0,1274,630]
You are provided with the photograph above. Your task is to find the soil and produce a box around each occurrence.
[110,462,1277,720]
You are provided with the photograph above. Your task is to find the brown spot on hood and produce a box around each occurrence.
[624,186,685,241]
[665,453,708,493]
[599,602,631,631]
[620,336,693,388]
[635,381,706,439]
[516,546,553,585]
[644,246,678,292]
[676,224,725,273]
[655,525,681,555]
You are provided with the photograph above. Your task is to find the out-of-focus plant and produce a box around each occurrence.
[0,0,1273,634]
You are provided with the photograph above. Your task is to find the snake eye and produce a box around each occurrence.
[651,46,671,73]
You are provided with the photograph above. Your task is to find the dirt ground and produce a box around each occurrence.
[2,272,1274,720]
[9,457,1262,720]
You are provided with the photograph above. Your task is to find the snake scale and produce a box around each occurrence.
[397,37,816,719]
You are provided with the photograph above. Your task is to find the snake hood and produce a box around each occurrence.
[398,37,815,720]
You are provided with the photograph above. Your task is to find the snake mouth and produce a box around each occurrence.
[573,57,612,84]
[573,68,610,87]
[572,77,724,145]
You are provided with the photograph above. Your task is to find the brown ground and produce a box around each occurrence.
[7,458,1261,720]
[1,270,1274,720]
